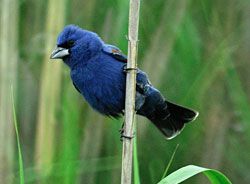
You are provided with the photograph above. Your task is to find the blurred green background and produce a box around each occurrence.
[0,0,250,183]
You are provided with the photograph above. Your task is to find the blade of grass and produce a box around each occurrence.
[161,144,179,179]
[11,86,24,184]
[158,165,232,184]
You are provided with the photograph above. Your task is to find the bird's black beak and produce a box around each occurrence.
[50,46,69,59]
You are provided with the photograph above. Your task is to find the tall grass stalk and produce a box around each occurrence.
[121,0,141,183]
[0,0,18,183]
[35,0,66,177]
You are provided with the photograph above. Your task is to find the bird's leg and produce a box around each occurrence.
[119,121,135,141]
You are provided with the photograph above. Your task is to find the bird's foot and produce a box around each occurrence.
[120,132,135,141]
[123,65,138,73]
[119,122,135,141]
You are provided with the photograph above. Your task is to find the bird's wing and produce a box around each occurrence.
[102,44,127,62]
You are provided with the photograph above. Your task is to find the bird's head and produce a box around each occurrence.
[50,25,103,68]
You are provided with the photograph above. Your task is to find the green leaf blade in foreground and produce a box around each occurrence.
[11,86,25,184]
[158,165,232,184]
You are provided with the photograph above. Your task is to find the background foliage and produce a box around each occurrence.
[0,0,250,183]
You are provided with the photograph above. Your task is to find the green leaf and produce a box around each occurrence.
[11,86,25,184]
[158,165,232,184]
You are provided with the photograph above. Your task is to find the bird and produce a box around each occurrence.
[50,25,198,139]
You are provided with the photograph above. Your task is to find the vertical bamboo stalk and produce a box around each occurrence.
[121,0,140,184]
[35,0,66,175]
[0,0,18,183]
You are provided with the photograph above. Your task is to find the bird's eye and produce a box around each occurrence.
[67,40,75,47]
[58,40,75,49]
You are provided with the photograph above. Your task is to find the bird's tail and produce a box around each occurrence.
[147,100,198,139]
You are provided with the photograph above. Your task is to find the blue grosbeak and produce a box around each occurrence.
[50,25,198,139]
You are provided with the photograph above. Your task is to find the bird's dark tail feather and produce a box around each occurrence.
[147,100,198,139]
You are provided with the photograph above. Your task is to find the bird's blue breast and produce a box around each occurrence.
[70,52,126,117]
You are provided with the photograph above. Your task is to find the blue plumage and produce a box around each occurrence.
[70,50,126,117]
[50,25,198,139]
